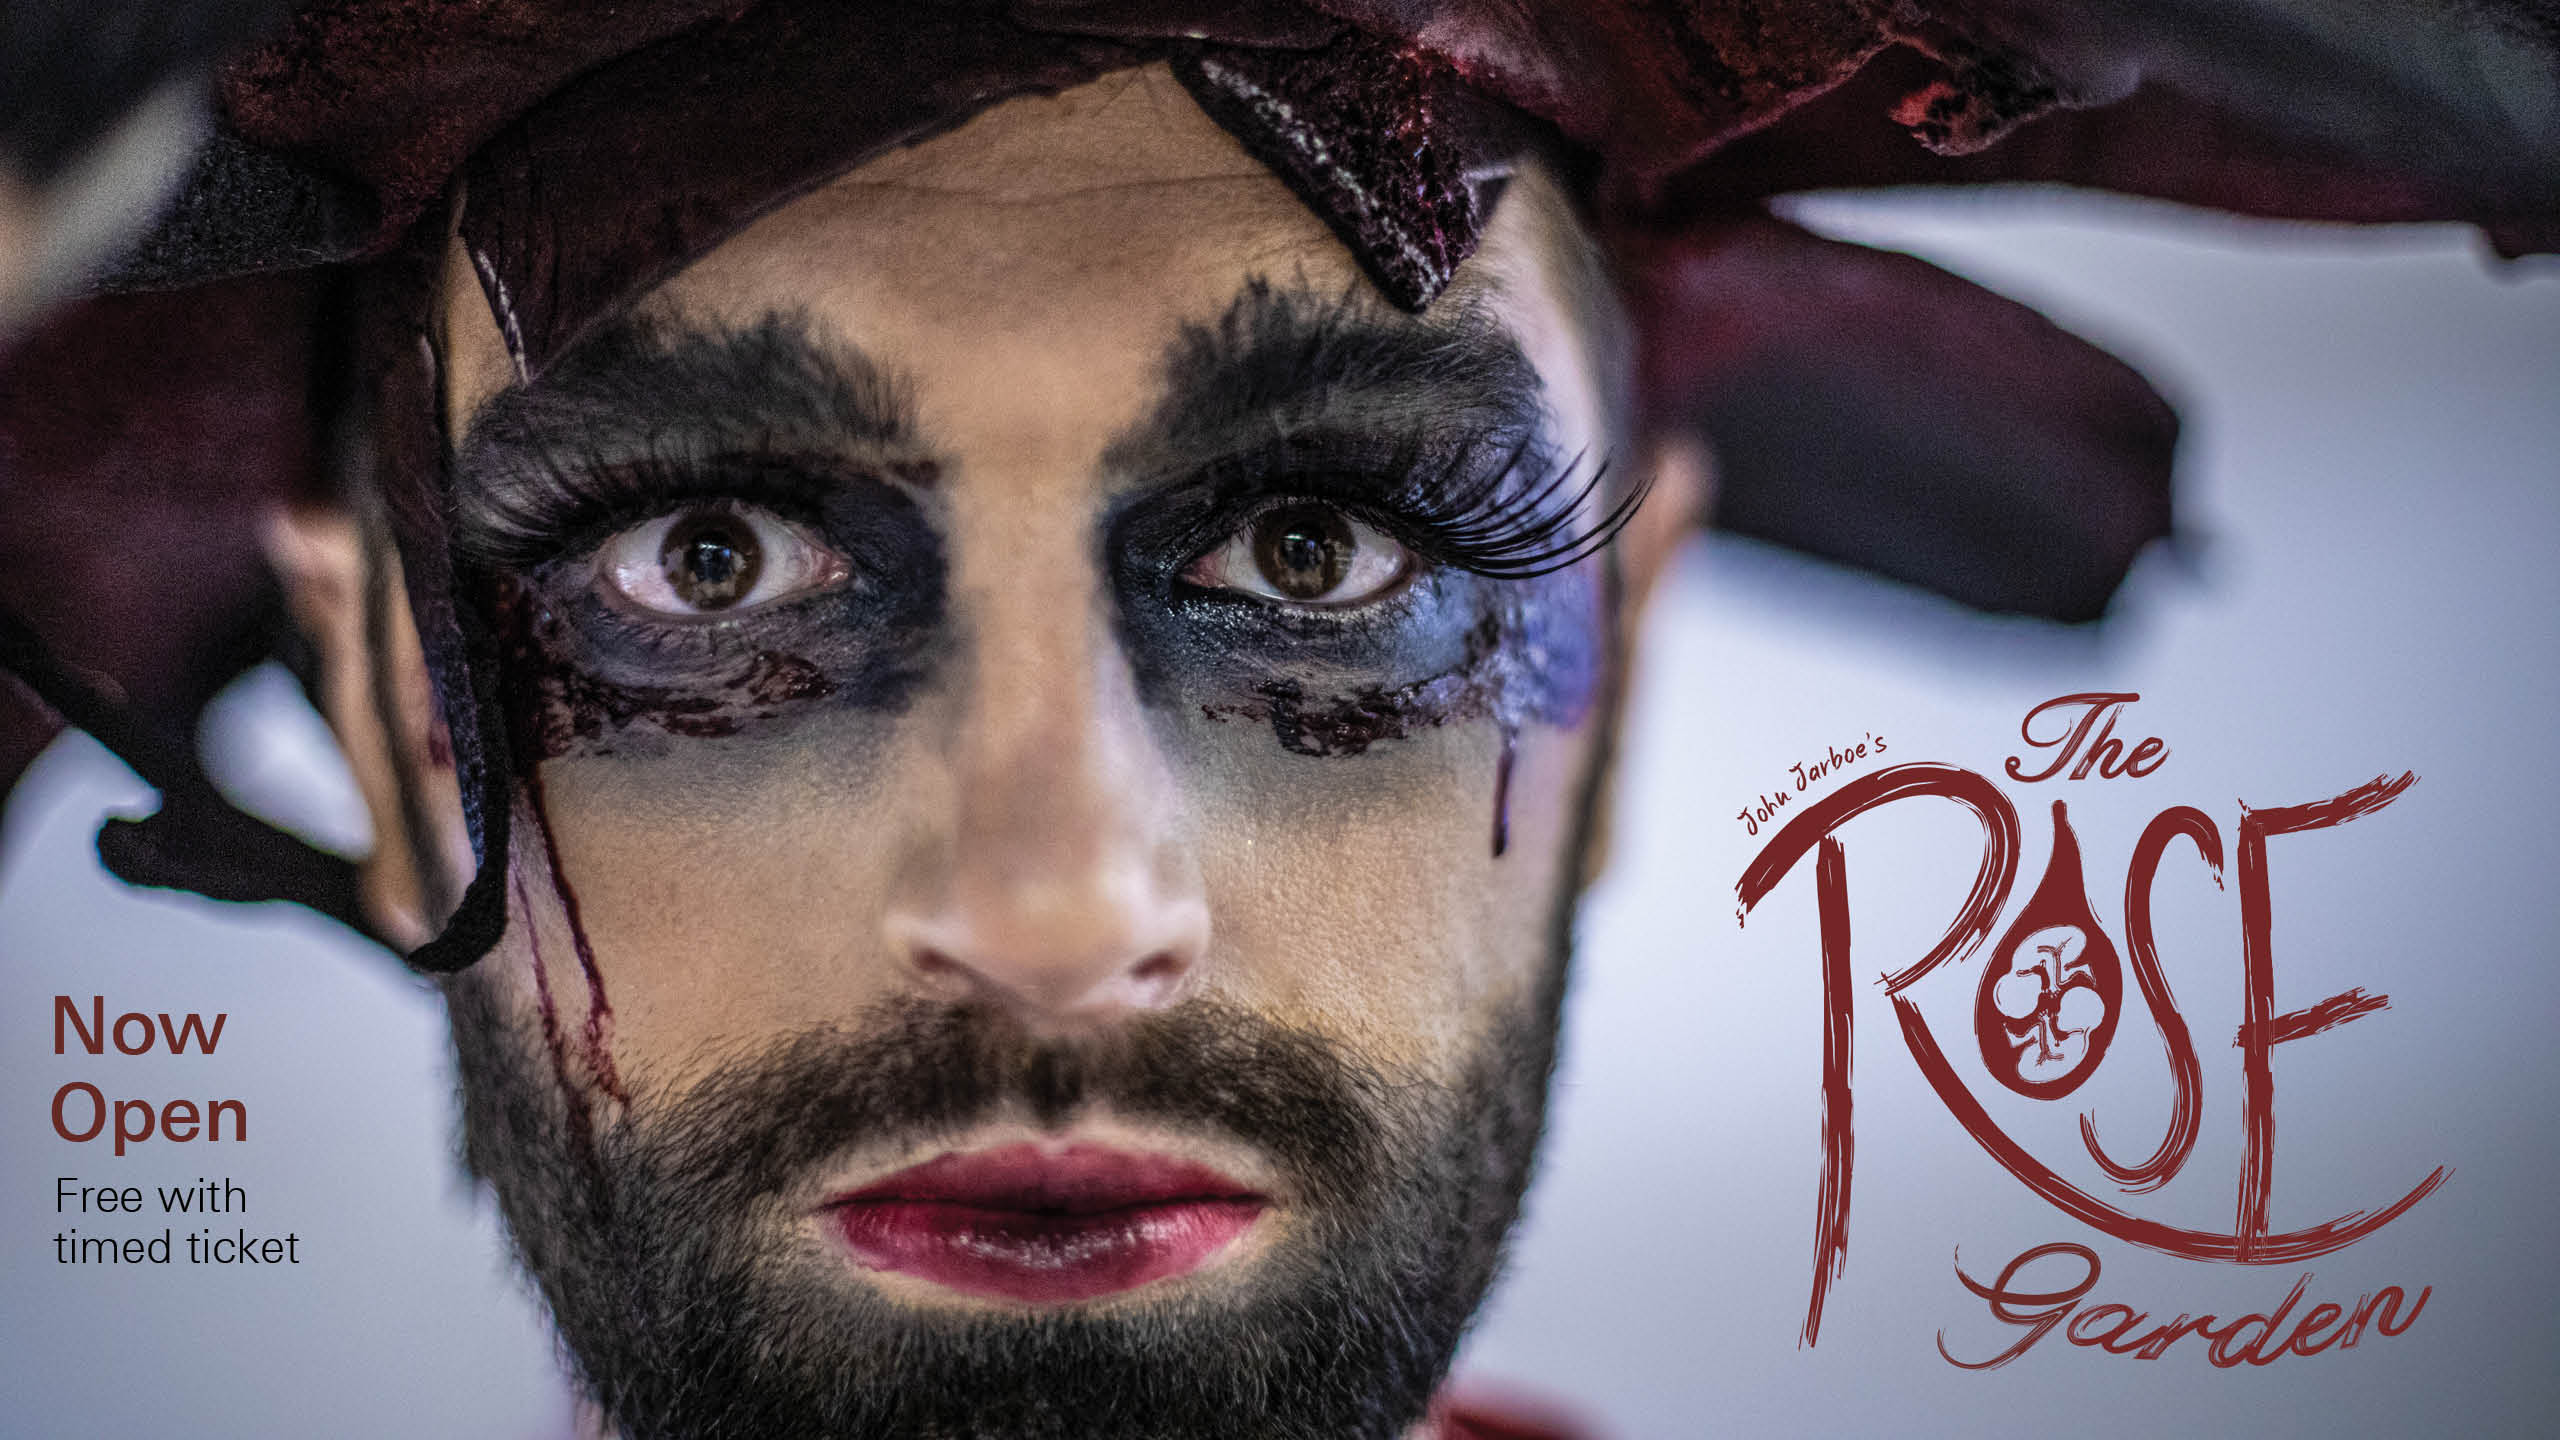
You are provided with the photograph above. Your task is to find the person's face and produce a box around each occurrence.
[422,65,1688,1440]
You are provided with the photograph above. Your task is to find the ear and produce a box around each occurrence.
[1576,429,1711,891]
[265,502,474,952]
[1616,430,1711,635]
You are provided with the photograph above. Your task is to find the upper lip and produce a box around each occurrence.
[823,1141,1266,1215]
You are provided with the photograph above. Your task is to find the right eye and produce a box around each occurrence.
[594,503,848,619]
[1180,502,1415,608]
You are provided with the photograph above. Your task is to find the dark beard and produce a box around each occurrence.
[445,976,1567,1440]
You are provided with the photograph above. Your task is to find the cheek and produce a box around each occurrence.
[487,486,948,767]
[1159,569,1607,1063]
[510,713,919,1092]
[1177,711,1592,1071]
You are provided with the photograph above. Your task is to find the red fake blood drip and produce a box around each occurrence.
[523,771,627,1104]
[511,866,598,1158]
[1491,727,1516,858]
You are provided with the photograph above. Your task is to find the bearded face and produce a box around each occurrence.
[429,66,1681,1440]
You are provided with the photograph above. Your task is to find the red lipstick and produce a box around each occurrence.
[824,1143,1266,1304]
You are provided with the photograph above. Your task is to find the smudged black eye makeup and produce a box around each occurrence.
[463,445,940,667]
[446,312,948,756]
[1109,276,1643,591]
[444,283,1632,761]
[1101,278,1630,752]
[459,451,945,764]
[1104,432,1614,759]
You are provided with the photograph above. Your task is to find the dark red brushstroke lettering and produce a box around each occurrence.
[2336,1285,2432,1345]
[1893,993,2446,1262]
[2007,692,2156,782]
[1938,1241,2099,1370]
[1973,800,2123,1100]
[523,771,626,1105]
[2234,772,2419,1260]
[2082,805,2218,1192]
[1734,763,2020,994]
[1738,762,2447,1343]
[2260,987,2391,1046]
[1941,1242,2431,1367]
[1736,763,2018,1343]
[1804,837,1853,1347]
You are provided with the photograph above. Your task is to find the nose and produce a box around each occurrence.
[884,584,1210,1028]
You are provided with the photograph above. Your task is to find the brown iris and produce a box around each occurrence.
[1251,504,1356,601]
[659,511,763,611]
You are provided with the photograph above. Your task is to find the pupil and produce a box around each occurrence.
[1254,505,1353,601]
[1277,529,1327,573]
[690,539,739,585]
[660,514,763,610]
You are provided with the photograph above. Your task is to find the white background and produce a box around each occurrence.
[5,192,2557,1438]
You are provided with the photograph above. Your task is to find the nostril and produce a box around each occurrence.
[903,938,1191,1012]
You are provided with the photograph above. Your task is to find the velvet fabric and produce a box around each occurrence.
[0,275,376,937]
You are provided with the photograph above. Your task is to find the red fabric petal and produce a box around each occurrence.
[0,275,320,789]
[1620,211,2178,621]
[1663,14,2558,249]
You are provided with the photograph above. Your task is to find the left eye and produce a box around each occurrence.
[595,503,847,618]
[1181,502,1413,607]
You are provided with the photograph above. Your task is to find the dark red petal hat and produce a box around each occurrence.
[2,0,2552,966]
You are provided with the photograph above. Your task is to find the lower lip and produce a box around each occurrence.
[830,1197,1266,1304]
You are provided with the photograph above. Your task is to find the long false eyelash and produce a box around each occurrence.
[1138,430,1651,591]
[1380,432,1653,581]
[1260,428,1648,583]
[455,439,840,572]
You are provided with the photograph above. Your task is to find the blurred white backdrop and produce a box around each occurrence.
[5,192,2556,1439]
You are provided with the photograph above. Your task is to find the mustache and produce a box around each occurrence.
[602,996,1407,1214]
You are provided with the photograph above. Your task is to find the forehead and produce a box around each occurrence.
[444,65,1599,464]
[658,66,1336,348]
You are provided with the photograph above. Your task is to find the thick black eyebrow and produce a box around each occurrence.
[448,309,925,565]
[1102,276,1551,484]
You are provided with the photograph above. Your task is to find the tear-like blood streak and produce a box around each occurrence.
[1491,727,1517,858]
[523,771,626,1104]
[511,866,594,1160]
